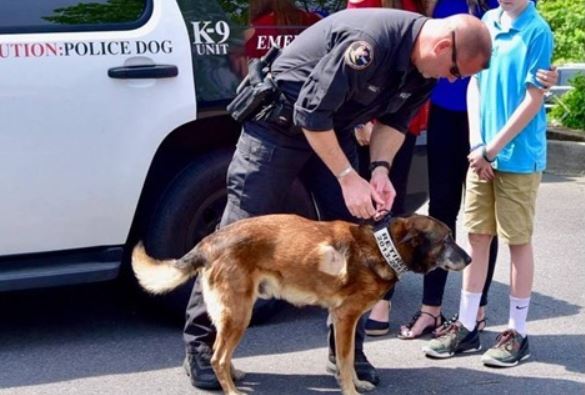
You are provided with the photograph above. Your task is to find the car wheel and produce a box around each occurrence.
[143,149,315,325]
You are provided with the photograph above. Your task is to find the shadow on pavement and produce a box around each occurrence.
[195,367,585,395]
[0,273,582,389]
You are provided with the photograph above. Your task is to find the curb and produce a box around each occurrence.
[546,139,585,176]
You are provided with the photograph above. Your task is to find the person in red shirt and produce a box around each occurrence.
[245,0,321,59]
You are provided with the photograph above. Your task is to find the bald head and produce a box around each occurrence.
[446,14,492,70]
[413,13,492,80]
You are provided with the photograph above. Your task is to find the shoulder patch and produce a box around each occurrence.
[344,41,374,70]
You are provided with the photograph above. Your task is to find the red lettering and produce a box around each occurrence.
[30,43,44,57]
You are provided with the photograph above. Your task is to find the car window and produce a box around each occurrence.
[185,0,345,108]
[0,0,151,34]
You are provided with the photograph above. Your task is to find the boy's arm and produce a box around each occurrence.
[467,74,495,179]
[467,75,482,148]
[483,87,545,160]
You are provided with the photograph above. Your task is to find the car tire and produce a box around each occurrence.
[143,149,315,325]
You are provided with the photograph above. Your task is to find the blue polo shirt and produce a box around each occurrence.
[477,2,553,173]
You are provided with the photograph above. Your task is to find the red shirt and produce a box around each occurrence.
[245,11,321,58]
[347,0,383,8]
[401,0,425,13]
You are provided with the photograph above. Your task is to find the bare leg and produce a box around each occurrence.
[463,233,493,293]
[509,243,534,298]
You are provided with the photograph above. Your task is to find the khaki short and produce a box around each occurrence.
[464,169,542,245]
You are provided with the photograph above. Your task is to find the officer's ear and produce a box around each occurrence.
[433,37,452,57]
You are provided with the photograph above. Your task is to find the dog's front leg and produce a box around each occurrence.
[332,311,374,395]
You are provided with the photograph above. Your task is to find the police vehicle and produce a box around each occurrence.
[0,0,429,314]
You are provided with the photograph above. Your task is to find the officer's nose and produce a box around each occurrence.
[446,75,457,83]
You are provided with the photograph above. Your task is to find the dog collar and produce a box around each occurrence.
[373,216,408,279]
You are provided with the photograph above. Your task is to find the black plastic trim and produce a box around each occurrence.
[108,64,178,79]
[0,246,123,292]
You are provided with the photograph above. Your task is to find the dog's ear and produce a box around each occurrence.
[399,228,422,247]
[392,217,421,247]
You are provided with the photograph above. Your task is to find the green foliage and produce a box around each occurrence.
[43,0,144,25]
[538,0,585,63]
[550,74,585,130]
[217,0,248,25]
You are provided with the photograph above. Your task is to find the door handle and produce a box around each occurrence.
[108,64,178,79]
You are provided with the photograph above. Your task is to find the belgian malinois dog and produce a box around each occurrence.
[132,214,470,395]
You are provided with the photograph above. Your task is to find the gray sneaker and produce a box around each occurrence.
[481,329,530,367]
[422,322,481,358]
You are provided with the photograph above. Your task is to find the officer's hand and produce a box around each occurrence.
[339,171,380,219]
[370,168,395,212]
[536,65,558,90]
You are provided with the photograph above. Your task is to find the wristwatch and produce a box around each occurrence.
[369,160,391,174]
[481,146,495,163]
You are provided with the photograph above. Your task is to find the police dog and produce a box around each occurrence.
[132,214,470,395]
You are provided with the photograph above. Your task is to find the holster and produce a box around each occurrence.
[227,47,284,124]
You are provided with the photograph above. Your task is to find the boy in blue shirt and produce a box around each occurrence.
[423,0,554,367]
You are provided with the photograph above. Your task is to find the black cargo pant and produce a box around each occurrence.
[425,103,497,307]
[183,119,368,356]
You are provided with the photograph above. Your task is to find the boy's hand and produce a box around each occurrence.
[468,148,495,181]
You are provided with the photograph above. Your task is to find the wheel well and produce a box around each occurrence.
[125,115,240,254]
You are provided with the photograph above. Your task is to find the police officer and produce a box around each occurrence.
[183,8,492,390]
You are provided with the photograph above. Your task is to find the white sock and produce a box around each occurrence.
[458,290,482,332]
[509,295,531,337]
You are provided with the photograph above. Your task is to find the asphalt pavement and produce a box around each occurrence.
[0,173,583,395]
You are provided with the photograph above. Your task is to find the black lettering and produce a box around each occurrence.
[45,43,58,56]
[161,40,172,54]
[106,41,119,56]
[135,41,147,55]
[147,41,161,54]
[75,42,89,56]
[120,41,130,55]
[63,42,74,56]
[88,42,101,56]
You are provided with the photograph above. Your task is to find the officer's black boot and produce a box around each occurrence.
[326,317,380,386]
[183,276,221,390]
[183,349,221,390]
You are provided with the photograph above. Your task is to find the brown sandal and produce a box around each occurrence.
[398,311,445,340]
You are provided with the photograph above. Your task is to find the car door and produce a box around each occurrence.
[0,0,196,255]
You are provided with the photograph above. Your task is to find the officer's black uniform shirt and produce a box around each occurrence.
[271,8,436,135]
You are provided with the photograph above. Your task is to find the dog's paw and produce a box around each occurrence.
[353,379,376,392]
[231,365,246,381]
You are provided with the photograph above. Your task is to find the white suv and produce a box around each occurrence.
[0,0,428,309]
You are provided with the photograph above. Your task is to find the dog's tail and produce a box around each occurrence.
[131,242,207,295]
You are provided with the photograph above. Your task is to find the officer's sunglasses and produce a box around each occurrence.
[450,30,462,79]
